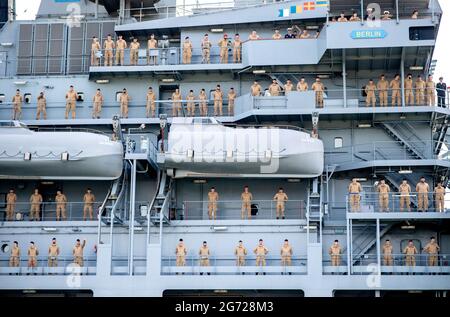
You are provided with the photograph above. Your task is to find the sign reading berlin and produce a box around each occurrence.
[351,30,388,39]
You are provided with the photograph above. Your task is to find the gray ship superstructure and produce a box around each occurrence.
[0,0,449,297]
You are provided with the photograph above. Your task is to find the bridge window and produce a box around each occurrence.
[334,137,343,148]
[409,26,435,41]
[77,92,84,102]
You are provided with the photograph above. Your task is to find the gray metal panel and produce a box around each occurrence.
[33,24,49,74]
[17,24,34,75]
[49,24,65,74]
[102,22,116,41]
[69,23,86,73]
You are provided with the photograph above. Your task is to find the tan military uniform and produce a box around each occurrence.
[65,90,77,119]
[186,92,196,116]
[434,186,445,212]
[426,79,436,106]
[83,192,95,220]
[103,39,115,66]
[48,244,60,267]
[55,193,67,220]
[182,40,192,64]
[213,89,223,116]
[399,183,411,211]
[382,243,393,266]
[281,244,293,266]
[73,241,86,267]
[415,79,426,105]
[115,39,127,65]
[390,79,401,106]
[172,91,182,117]
[201,39,212,63]
[175,244,187,266]
[92,92,104,118]
[146,91,156,118]
[250,84,262,96]
[6,192,17,221]
[300,32,311,39]
[241,191,253,219]
[365,82,377,107]
[254,245,268,266]
[9,246,20,267]
[12,94,23,120]
[36,96,47,120]
[218,38,229,63]
[147,39,158,65]
[337,16,348,22]
[404,78,414,106]
[268,83,281,96]
[90,39,101,66]
[349,16,361,21]
[232,39,242,63]
[377,183,390,212]
[377,79,389,106]
[227,90,236,116]
[297,81,309,92]
[273,192,288,218]
[119,92,130,118]
[423,242,440,266]
[348,181,362,212]
[284,83,294,93]
[235,245,247,266]
[403,245,418,266]
[416,182,429,211]
[329,244,341,266]
[311,81,325,108]
[199,246,210,266]
[207,191,219,220]
[130,41,140,65]
[199,91,208,116]
[28,246,38,268]
[272,32,282,40]
[30,193,43,221]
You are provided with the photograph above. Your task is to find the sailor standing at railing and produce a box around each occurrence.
[146,87,156,118]
[415,75,426,105]
[254,239,269,273]
[382,239,393,266]
[218,34,229,64]
[329,240,342,266]
[284,80,293,94]
[48,238,60,269]
[130,38,140,66]
[399,179,412,212]
[423,237,440,266]
[6,189,17,221]
[175,239,187,268]
[73,239,86,267]
[311,77,325,108]
[348,178,362,212]
[90,36,101,66]
[92,88,104,119]
[241,186,253,219]
[119,88,130,119]
[403,240,418,267]
[103,34,115,66]
[273,187,288,219]
[147,34,158,65]
[199,89,208,116]
[27,241,39,273]
[426,75,436,107]
[235,240,247,267]
[182,36,192,64]
[207,187,219,220]
[12,89,23,120]
[29,189,43,221]
[9,241,20,268]
[201,34,212,64]
[83,188,96,221]
[280,239,293,267]
[269,79,282,96]
[390,74,401,107]
[227,88,236,116]
[186,90,196,117]
[405,74,415,106]
[171,88,182,117]
[416,177,430,212]
[65,85,78,120]
[55,190,67,221]
[377,74,389,107]
[436,77,447,108]
[434,182,445,213]
[36,92,47,120]
[365,79,377,107]
[376,180,390,212]
[232,34,242,63]
[115,35,127,66]
[213,85,224,116]
[297,77,308,92]
[250,81,262,97]
[199,241,210,274]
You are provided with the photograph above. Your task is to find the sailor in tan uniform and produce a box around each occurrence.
[182,36,192,64]
[55,190,67,221]
[175,239,187,267]
[212,85,223,116]
[250,81,262,96]
[199,89,208,116]
[232,33,242,63]
[377,179,390,212]
[65,85,77,119]
[9,241,20,268]
[377,74,389,107]
[241,186,253,219]
[415,75,426,105]
[234,240,247,267]
[147,34,158,65]
[48,238,60,267]
[390,74,401,106]
[171,88,182,117]
[280,239,293,266]
[297,77,309,91]
[29,189,43,221]
[403,240,418,266]
[119,88,130,118]
[416,177,430,212]
[404,74,414,106]
[218,34,229,64]
[198,241,210,268]
[115,35,127,66]
[329,240,342,266]
[92,88,104,119]
[90,36,101,66]
[103,34,115,66]
[399,179,412,212]
[27,241,39,270]
[12,89,23,120]
[6,189,17,221]
[186,90,196,116]
[146,86,156,118]
[434,182,445,212]
[426,75,436,106]
[73,239,86,267]
[423,237,440,266]
[36,92,47,120]
[382,239,393,266]
[254,239,269,268]
[129,38,140,65]
[207,187,219,220]
[227,88,236,116]
[311,77,325,108]
[83,188,95,220]
[268,79,281,96]
[273,188,288,219]
[348,178,362,212]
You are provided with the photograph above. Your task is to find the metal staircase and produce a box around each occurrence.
[379,122,428,159]
[148,171,172,225]
[306,178,322,243]
[342,223,394,265]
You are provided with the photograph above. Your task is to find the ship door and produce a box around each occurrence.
[38,181,62,220]
[159,84,179,115]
